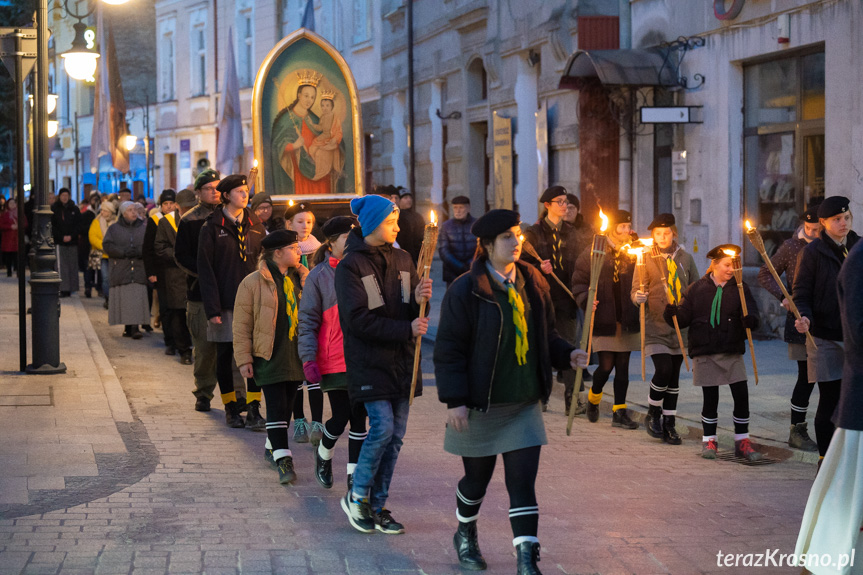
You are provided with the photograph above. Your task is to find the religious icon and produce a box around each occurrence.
[253,29,364,199]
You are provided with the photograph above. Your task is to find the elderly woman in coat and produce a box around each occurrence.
[89,200,117,308]
[102,201,150,339]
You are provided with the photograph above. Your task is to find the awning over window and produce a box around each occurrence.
[559,48,675,89]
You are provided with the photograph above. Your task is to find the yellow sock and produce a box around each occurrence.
[588,390,603,405]
[612,403,627,412]
[247,391,262,403]
[220,391,237,405]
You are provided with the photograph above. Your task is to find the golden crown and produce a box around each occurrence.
[296,69,323,87]
[319,89,336,101]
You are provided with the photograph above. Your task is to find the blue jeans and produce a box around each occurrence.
[351,397,409,511]
[100,259,110,298]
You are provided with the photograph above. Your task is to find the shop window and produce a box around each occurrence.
[742,50,824,264]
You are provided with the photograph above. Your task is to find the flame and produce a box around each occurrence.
[288,200,295,207]
[253,159,258,168]
[745,219,754,231]
[626,246,644,256]
[519,234,525,242]
[598,209,609,233]
[722,248,738,257]
[640,238,654,247]
[430,210,437,225]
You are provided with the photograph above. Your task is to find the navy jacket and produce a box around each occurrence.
[438,215,476,283]
[434,259,574,411]
[197,207,265,319]
[334,228,422,405]
[523,218,585,303]
[666,273,760,358]
[792,230,860,342]
[174,202,218,302]
[51,199,81,246]
[571,237,640,336]
[835,239,863,430]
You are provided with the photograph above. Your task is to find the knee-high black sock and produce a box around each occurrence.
[347,403,367,471]
[701,386,719,439]
[815,380,841,457]
[503,447,541,542]
[790,361,813,425]
[457,456,496,523]
[729,380,750,436]
[611,352,631,408]
[292,384,306,420]
[308,384,324,423]
[589,352,615,399]
[322,390,351,451]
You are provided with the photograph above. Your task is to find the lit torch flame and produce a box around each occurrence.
[598,209,609,233]
[430,210,437,225]
[519,234,524,243]
[626,245,643,256]
[640,238,654,247]
[288,200,295,207]
[253,159,258,168]
[745,220,754,232]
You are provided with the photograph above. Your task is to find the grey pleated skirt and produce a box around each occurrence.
[692,353,747,387]
[593,323,640,353]
[444,401,547,458]
[57,245,79,293]
[108,282,150,326]
[806,337,844,383]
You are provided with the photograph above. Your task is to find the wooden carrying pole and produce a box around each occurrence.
[650,245,690,372]
[731,255,759,385]
[521,240,576,302]
[409,216,439,405]
[632,248,647,383]
[567,234,607,436]
[744,226,817,350]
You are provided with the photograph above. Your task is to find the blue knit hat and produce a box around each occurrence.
[350,195,398,237]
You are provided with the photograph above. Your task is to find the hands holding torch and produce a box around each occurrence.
[409,211,438,405]
[649,243,690,372]
[628,241,651,383]
[728,248,759,385]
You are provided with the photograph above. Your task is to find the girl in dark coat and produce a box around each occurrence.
[756,207,821,451]
[571,209,640,429]
[664,244,761,461]
[792,195,860,460]
[52,188,81,296]
[435,209,587,575]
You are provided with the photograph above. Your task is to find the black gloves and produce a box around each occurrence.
[742,315,759,330]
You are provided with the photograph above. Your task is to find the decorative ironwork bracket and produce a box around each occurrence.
[436,109,462,120]
[659,36,706,91]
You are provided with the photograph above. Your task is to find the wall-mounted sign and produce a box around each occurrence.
[640,106,702,124]
[672,150,688,181]
[492,111,513,210]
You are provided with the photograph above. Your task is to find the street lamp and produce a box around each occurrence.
[28,93,58,114]
[59,0,131,83]
[124,133,137,151]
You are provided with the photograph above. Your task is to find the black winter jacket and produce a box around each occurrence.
[792,230,860,342]
[51,199,81,246]
[757,233,808,345]
[197,207,265,319]
[153,213,187,310]
[434,259,574,411]
[174,202,218,302]
[835,240,863,430]
[571,238,640,336]
[523,218,585,303]
[666,273,760,358]
[438,215,476,283]
[142,213,164,278]
[101,217,147,288]
[334,228,421,406]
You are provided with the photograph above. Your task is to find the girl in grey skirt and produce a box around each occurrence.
[435,209,587,575]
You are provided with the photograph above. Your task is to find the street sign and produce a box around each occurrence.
[640,106,702,124]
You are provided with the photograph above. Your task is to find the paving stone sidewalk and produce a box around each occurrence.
[0,273,819,574]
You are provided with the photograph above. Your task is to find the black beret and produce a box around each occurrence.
[261,229,298,250]
[451,195,470,205]
[158,189,176,204]
[647,213,675,230]
[610,209,631,225]
[706,244,742,260]
[284,201,313,221]
[801,206,819,223]
[566,193,580,210]
[540,185,567,204]
[471,209,520,239]
[194,169,220,190]
[216,174,247,194]
[321,216,356,237]
[817,195,851,219]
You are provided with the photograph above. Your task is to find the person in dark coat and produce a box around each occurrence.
[571,209,641,429]
[250,193,285,234]
[0,198,25,276]
[335,194,432,535]
[154,189,195,365]
[794,237,863,561]
[664,244,762,461]
[523,186,588,415]
[197,174,266,429]
[143,189,178,353]
[175,169,242,412]
[792,195,860,460]
[102,201,150,339]
[563,193,595,257]
[79,191,100,297]
[757,206,821,451]
[395,187,425,265]
[52,188,81,296]
[438,195,476,287]
[434,209,587,574]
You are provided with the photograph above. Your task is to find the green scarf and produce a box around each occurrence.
[506,280,529,366]
[709,286,723,328]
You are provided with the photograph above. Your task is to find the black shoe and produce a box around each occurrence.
[662,415,682,445]
[264,448,277,470]
[164,346,176,356]
[194,397,211,412]
[244,400,266,431]
[341,491,375,533]
[645,405,663,438]
[586,401,600,423]
[236,398,249,413]
[59,291,70,298]
[122,326,132,338]
[180,352,193,365]
[373,508,405,534]
[515,541,542,575]
[612,408,638,430]
[84,288,92,298]
[224,401,245,428]
[103,298,109,309]
[141,324,153,333]
[130,328,143,340]
[789,422,818,451]
[277,456,297,485]
[453,521,487,570]
[315,449,334,489]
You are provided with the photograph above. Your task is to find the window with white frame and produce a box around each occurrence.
[190,8,207,97]
[158,18,176,101]
[237,2,254,87]
[353,0,372,45]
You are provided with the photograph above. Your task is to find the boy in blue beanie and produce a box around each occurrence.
[334,194,433,534]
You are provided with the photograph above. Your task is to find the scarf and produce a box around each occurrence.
[547,220,562,273]
[666,257,682,305]
[283,272,298,341]
[299,235,322,269]
[710,285,723,328]
[506,280,529,366]
[236,218,247,262]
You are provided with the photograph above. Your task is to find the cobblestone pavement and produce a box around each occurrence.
[0,275,818,574]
